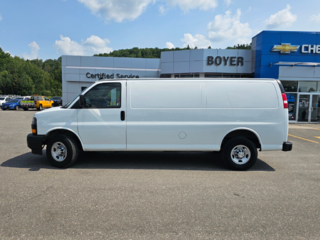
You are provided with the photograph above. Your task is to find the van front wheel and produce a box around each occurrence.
[222,137,257,171]
[46,134,79,168]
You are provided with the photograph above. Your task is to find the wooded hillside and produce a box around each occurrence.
[0,48,62,96]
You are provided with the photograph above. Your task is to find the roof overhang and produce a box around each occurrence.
[273,62,320,67]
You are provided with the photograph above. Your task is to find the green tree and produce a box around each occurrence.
[0,47,62,96]
[226,43,252,50]
[94,46,191,58]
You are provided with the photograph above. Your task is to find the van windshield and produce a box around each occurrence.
[62,94,80,108]
[62,84,93,108]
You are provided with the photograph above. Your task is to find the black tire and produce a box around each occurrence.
[23,107,28,111]
[37,104,43,111]
[2,108,6,111]
[221,137,257,171]
[46,134,79,168]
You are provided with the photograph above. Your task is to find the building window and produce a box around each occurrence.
[223,75,241,78]
[173,73,200,78]
[160,74,171,78]
[298,82,317,92]
[204,73,252,78]
[180,74,193,78]
[205,74,223,78]
[298,95,310,122]
[281,81,298,92]
[287,93,297,121]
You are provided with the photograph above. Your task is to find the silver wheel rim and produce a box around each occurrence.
[230,145,251,165]
[51,142,67,162]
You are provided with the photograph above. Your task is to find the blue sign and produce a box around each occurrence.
[252,31,320,78]
[287,94,295,103]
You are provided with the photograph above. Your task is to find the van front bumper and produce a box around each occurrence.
[27,134,45,155]
[282,141,292,151]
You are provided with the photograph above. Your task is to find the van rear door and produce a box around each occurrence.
[77,81,127,151]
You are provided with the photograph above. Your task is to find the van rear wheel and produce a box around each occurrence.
[46,134,79,168]
[222,137,257,171]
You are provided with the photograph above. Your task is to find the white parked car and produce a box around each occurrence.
[16,96,31,100]
[0,96,12,106]
[27,78,292,170]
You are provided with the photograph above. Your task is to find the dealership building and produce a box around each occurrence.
[62,30,320,123]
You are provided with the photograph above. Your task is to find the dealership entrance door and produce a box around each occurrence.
[297,94,320,123]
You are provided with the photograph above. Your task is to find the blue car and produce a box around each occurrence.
[1,99,22,110]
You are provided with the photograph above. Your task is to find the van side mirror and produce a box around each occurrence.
[79,95,85,107]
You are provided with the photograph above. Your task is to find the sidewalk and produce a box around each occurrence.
[289,123,320,129]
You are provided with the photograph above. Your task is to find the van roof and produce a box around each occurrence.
[96,78,278,83]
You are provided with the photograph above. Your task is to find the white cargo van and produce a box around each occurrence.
[27,78,292,170]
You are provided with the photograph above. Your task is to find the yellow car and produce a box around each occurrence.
[20,96,54,111]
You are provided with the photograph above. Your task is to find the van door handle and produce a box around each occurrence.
[121,111,125,121]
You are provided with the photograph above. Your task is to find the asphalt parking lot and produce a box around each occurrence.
[0,110,319,240]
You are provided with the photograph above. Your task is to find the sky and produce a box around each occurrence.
[0,0,320,60]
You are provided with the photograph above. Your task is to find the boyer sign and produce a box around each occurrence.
[207,56,244,66]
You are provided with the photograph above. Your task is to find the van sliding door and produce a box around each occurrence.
[126,81,212,151]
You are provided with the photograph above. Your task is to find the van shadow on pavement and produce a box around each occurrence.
[1,151,275,172]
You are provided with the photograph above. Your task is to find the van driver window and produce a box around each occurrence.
[84,83,121,108]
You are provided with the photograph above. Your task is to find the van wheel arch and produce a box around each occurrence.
[44,130,83,151]
[221,129,261,150]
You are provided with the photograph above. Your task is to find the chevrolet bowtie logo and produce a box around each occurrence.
[272,43,300,54]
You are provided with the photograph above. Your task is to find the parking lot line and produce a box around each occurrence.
[315,136,320,139]
[288,134,319,144]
